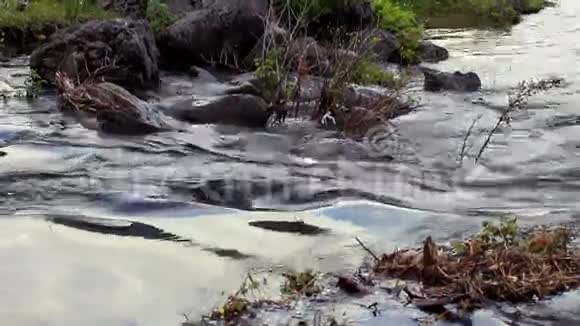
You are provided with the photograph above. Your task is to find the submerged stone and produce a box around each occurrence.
[248,220,328,235]
[422,67,482,92]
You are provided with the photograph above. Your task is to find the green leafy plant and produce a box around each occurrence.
[24,69,47,99]
[255,48,291,101]
[255,49,281,92]
[146,0,176,33]
[371,0,423,63]
[351,59,404,88]
[476,217,521,249]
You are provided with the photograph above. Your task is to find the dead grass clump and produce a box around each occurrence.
[282,270,321,297]
[55,70,138,115]
[375,219,580,305]
[209,295,250,322]
[55,71,171,134]
[338,89,412,140]
[202,273,287,324]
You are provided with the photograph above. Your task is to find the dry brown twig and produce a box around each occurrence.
[458,115,482,165]
[356,236,380,262]
[475,78,564,163]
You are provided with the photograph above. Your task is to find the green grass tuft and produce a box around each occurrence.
[351,59,405,89]
[371,0,423,63]
[0,0,113,30]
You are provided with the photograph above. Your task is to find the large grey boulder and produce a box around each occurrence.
[157,0,268,67]
[30,19,160,90]
[161,94,271,128]
[364,29,399,62]
[419,41,449,63]
[56,74,173,134]
[310,0,374,35]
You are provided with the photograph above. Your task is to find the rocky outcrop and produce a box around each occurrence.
[30,19,160,90]
[422,68,482,92]
[93,83,174,134]
[56,74,173,134]
[161,94,270,128]
[419,41,449,63]
[97,0,147,19]
[364,29,399,62]
[157,0,268,67]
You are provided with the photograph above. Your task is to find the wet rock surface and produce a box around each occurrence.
[161,94,271,128]
[58,79,175,134]
[422,67,482,92]
[248,220,328,235]
[365,28,399,62]
[419,41,450,63]
[30,19,160,90]
[309,0,374,37]
[48,214,184,241]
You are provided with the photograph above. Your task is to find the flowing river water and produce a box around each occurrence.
[1,1,580,325]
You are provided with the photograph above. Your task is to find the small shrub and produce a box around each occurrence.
[475,217,521,248]
[371,0,423,63]
[255,49,281,93]
[255,48,292,102]
[146,0,176,33]
[351,59,401,88]
[24,68,47,98]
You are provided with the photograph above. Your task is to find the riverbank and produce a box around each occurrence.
[395,0,550,28]
[0,0,112,57]
[21,0,552,137]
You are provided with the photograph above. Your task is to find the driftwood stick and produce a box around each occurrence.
[356,237,380,262]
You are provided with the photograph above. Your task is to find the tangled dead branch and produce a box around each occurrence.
[55,71,172,134]
[56,70,145,116]
[375,220,580,306]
